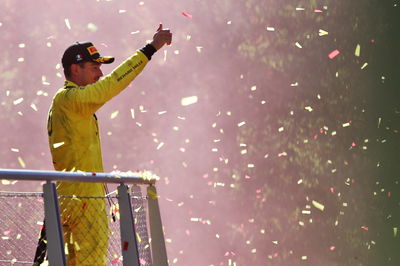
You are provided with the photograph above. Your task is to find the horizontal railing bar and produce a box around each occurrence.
[0,169,157,185]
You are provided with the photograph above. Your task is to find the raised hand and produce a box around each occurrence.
[151,23,173,50]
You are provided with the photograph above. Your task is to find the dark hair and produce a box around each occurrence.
[63,62,86,79]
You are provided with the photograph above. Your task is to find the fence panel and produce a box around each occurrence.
[0,188,152,266]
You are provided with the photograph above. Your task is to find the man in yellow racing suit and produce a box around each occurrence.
[46,24,172,265]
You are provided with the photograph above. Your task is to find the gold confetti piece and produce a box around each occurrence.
[297,179,303,184]
[64,18,71,30]
[250,85,257,91]
[355,44,361,57]
[30,103,38,111]
[53,142,65,148]
[1,180,11,185]
[158,111,167,115]
[247,164,255,168]
[87,23,98,32]
[181,96,198,106]
[278,127,284,132]
[251,249,257,253]
[74,241,80,251]
[342,122,350,127]
[16,234,21,239]
[119,9,127,13]
[361,62,368,69]
[301,256,308,260]
[17,57,24,62]
[136,232,142,243]
[305,106,313,112]
[266,26,275,31]
[196,46,203,53]
[17,157,26,168]
[295,42,302,48]
[302,210,311,214]
[13,98,24,105]
[110,110,119,119]
[11,148,19,152]
[18,43,26,48]
[312,200,325,211]
[319,29,329,36]
[394,227,398,237]
[296,7,305,11]
[227,20,232,25]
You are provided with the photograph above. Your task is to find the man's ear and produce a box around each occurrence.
[70,64,79,77]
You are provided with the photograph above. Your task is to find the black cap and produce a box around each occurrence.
[62,42,115,68]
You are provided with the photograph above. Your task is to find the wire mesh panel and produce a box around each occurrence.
[0,186,152,266]
[0,192,44,265]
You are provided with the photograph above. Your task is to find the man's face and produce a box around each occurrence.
[76,61,103,86]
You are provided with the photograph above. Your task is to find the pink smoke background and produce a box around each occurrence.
[1,0,399,265]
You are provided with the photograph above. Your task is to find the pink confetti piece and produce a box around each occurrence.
[330,246,336,251]
[314,9,323,13]
[139,258,147,264]
[329,187,334,193]
[182,12,193,19]
[245,175,251,179]
[361,226,369,231]
[328,49,340,59]
[111,258,119,264]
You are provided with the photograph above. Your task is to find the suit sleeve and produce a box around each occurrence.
[64,50,149,115]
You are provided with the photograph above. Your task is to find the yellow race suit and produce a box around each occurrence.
[47,50,149,265]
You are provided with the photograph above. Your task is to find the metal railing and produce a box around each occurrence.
[0,169,168,266]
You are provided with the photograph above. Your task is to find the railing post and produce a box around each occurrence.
[147,185,168,266]
[43,181,66,265]
[118,183,140,266]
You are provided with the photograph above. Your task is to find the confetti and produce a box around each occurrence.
[328,49,340,59]
[355,44,361,57]
[361,62,368,69]
[30,103,38,111]
[110,110,119,119]
[182,12,193,19]
[13,98,24,105]
[87,23,98,32]
[266,27,275,31]
[295,42,303,48]
[312,200,325,211]
[17,156,26,168]
[238,121,246,127]
[181,96,198,106]
[318,29,329,36]
[53,142,65,148]
[64,18,71,30]
[156,142,164,150]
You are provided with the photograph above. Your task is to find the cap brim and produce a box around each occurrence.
[94,56,115,64]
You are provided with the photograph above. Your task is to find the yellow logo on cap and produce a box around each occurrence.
[87,46,98,56]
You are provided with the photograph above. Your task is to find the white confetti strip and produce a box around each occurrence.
[181,96,198,106]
